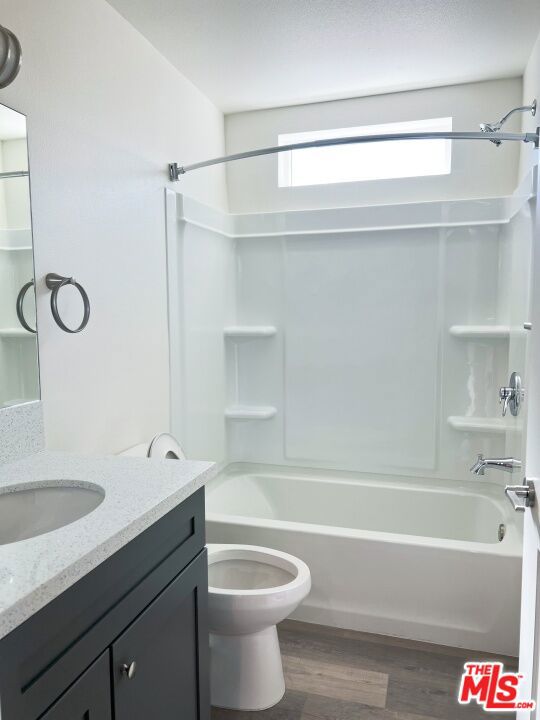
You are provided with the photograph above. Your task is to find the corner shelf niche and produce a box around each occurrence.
[447,416,507,434]
[225,405,277,420]
[224,325,277,339]
[449,325,511,339]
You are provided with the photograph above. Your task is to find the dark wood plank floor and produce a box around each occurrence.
[212,620,517,720]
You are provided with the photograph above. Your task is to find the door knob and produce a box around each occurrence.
[121,661,137,679]
[504,479,535,512]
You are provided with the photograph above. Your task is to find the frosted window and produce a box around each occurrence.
[278,117,452,187]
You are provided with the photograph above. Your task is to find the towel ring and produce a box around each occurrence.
[45,273,90,334]
[16,279,37,334]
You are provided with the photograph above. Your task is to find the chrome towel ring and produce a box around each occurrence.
[45,273,90,334]
[16,279,37,334]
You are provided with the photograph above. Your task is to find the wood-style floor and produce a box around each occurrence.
[211,620,517,720]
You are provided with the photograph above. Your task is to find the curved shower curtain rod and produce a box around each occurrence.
[168,102,539,181]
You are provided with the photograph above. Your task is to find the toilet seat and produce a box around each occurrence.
[207,544,309,596]
[147,432,186,460]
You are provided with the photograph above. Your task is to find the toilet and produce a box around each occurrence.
[120,435,311,711]
[207,543,311,711]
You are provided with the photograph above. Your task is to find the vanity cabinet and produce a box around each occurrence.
[112,553,207,720]
[40,653,112,720]
[0,488,209,720]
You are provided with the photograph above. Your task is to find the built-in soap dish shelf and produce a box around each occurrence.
[225,405,277,420]
[224,325,277,339]
[447,416,508,434]
[0,328,36,339]
[449,325,511,339]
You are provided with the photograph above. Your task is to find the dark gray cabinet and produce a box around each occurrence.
[0,488,209,720]
[113,552,209,720]
[40,653,112,720]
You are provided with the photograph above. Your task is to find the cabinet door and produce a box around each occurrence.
[112,549,209,720]
[40,652,111,720]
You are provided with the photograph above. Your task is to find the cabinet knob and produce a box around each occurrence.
[122,661,137,679]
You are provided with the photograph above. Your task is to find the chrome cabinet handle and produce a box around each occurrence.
[121,661,137,679]
[45,273,90,333]
[16,279,37,334]
[504,480,535,512]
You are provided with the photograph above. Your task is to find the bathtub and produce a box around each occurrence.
[206,463,522,655]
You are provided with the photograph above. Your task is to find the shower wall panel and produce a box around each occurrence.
[167,196,236,464]
[230,224,508,481]
[168,192,532,482]
[284,231,440,472]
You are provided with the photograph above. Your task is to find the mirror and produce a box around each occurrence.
[0,103,39,408]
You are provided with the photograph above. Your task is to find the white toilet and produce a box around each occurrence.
[120,436,311,711]
[207,543,311,711]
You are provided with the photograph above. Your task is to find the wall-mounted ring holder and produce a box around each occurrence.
[45,273,90,334]
[16,279,37,334]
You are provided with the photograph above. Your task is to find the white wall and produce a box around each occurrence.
[0,0,227,454]
[225,78,523,214]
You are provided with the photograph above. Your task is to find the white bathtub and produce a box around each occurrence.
[206,463,522,655]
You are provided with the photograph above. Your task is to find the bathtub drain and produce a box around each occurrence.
[498,523,506,542]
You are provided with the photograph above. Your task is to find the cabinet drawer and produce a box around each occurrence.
[0,488,205,720]
[112,550,209,720]
[39,652,111,720]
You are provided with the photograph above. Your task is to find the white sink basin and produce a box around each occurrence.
[0,482,105,545]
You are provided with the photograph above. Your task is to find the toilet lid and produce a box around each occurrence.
[147,433,186,460]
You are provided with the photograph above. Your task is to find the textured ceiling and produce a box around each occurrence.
[107,0,540,113]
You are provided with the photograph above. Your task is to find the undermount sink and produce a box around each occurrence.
[0,482,105,545]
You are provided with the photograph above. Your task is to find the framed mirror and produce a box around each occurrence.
[0,103,39,408]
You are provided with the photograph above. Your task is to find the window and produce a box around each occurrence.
[278,117,453,187]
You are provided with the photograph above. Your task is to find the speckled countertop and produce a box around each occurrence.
[0,450,216,640]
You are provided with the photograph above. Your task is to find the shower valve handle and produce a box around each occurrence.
[499,387,513,416]
[498,372,523,417]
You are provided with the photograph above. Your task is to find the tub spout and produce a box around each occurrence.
[470,453,522,475]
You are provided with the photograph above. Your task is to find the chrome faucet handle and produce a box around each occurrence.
[505,479,535,512]
[499,387,513,417]
[499,372,524,417]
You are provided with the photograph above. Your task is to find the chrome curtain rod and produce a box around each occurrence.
[0,170,29,179]
[169,128,539,181]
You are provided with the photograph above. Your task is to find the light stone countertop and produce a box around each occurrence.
[0,450,216,640]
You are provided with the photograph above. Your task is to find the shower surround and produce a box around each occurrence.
[166,176,534,654]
